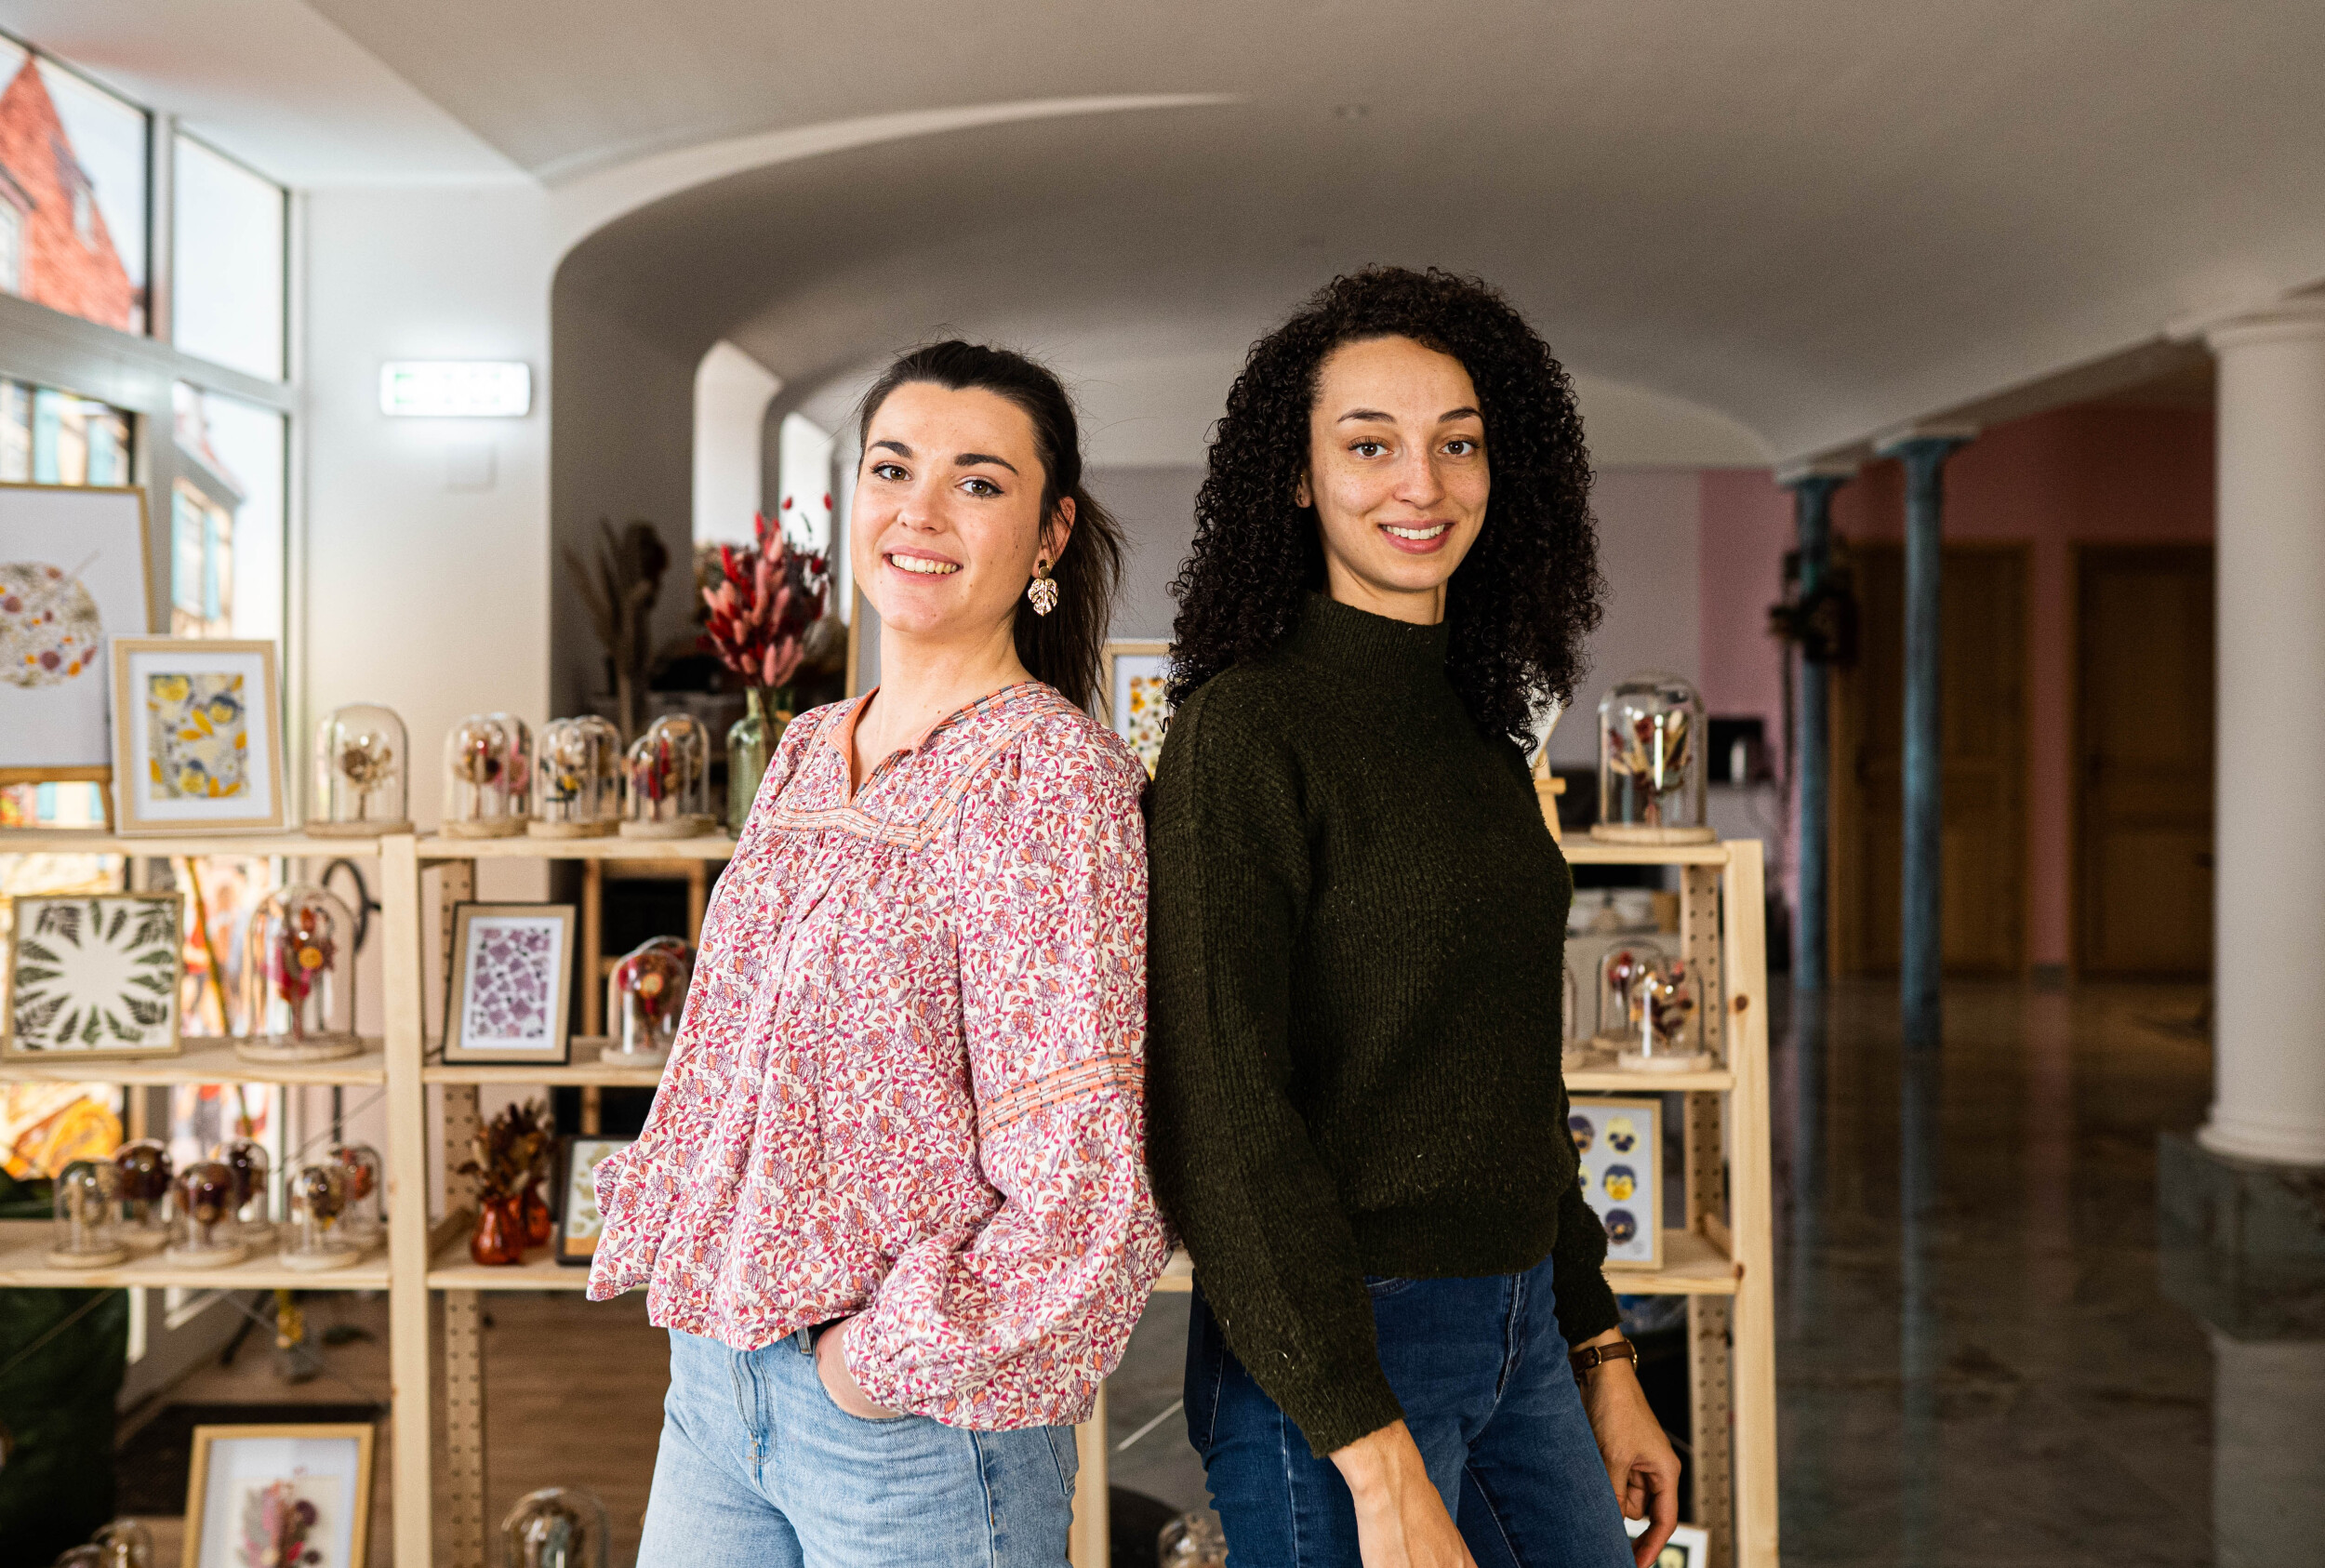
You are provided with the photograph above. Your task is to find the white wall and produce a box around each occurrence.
[303,184,555,894]
[1549,467,1705,767]
[691,339,779,547]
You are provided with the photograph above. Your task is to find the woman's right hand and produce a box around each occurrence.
[1330,1422,1479,1568]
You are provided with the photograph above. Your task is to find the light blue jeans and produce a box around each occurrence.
[636,1326,1080,1567]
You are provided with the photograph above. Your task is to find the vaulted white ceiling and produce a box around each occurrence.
[12,0,2325,459]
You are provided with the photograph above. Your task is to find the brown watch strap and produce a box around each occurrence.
[1569,1337,1641,1379]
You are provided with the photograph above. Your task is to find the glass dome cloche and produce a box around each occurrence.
[443,711,534,838]
[235,883,362,1062]
[620,714,714,839]
[501,1486,610,1568]
[1592,671,1714,844]
[166,1159,248,1268]
[211,1137,272,1232]
[602,936,691,1066]
[307,702,412,836]
[530,716,623,838]
[282,1160,360,1271]
[1594,942,1670,1045]
[1616,955,1707,1073]
[48,1160,127,1269]
[330,1142,385,1251]
[113,1138,172,1251]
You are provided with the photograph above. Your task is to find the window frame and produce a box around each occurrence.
[0,34,302,767]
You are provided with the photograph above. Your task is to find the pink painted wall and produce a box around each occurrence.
[1696,405,2214,969]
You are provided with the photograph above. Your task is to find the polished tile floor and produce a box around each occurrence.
[122,979,2316,1567]
[1770,979,2267,1568]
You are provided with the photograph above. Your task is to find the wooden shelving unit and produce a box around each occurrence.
[1,830,1775,1568]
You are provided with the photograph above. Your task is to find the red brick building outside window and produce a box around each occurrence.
[0,56,136,332]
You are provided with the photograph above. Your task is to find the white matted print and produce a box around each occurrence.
[1101,641,1171,777]
[1566,1095,1663,1269]
[5,893,180,1059]
[185,1423,374,1568]
[0,484,153,768]
[557,1133,634,1265]
[109,637,284,832]
[1625,1519,1707,1568]
[444,903,576,1064]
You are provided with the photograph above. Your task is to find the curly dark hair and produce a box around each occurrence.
[1168,266,1603,745]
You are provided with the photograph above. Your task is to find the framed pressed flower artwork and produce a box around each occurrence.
[442,902,578,1065]
[1100,640,1171,778]
[555,1133,634,1265]
[108,636,286,834]
[4,892,181,1059]
[184,1422,375,1568]
[0,484,153,772]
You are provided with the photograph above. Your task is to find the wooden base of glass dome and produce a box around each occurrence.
[1588,823,1718,845]
[163,1240,247,1269]
[528,818,616,839]
[306,817,414,837]
[234,1034,365,1063]
[619,815,715,840]
[282,1244,362,1271]
[46,1244,126,1269]
[443,817,527,839]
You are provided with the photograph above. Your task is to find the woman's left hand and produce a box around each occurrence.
[1574,1332,1681,1567]
[816,1317,904,1420]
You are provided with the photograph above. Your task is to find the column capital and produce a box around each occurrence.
[2199,299,2325,353]
[1873,422,1978,458]
[1774,458,1856,489]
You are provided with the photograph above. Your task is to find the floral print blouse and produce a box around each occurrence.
[587,682,1169,1429]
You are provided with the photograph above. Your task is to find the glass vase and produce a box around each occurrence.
[471,1195,525,1267]
[725,687,790,832]
[522,1184,553,1247]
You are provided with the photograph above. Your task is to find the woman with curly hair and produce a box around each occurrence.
[1148,269,1681,1568]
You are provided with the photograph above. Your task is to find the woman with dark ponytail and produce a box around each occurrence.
[592,341,1167,1565]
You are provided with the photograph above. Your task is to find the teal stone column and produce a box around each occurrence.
[1782,466,1850,991]
[1874,429,1973,1052]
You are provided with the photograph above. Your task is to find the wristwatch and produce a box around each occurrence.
[1569,1337,1641,1380]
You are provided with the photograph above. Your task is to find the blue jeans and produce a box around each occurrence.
[1185,1255,1633,1568]
[637,1327,1080,1567]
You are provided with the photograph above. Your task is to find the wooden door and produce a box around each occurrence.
[1832,542,2028,975]
[2075,546,2214,977]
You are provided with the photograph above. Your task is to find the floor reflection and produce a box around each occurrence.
[1771,979,2260,1568]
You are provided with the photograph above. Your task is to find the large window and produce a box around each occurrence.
[172,136,285,380]
[171,383,285,643]
[0,377,132,483]
[0,36,149,334]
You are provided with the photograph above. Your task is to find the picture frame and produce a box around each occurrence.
[555,1133,634,1265]
[4,893,181,1060]
[442,903,578,1066]
[1567,1095,1663,1269]
[109,636,286,834]
[1625,1520,1708,1568]
[0,483,154,772]
[184,1422,375,1568]
[1099,640,1171,777]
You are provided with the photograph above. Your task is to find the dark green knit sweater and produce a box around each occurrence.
[1147,592,1618,1457]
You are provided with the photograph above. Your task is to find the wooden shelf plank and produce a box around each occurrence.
[0,831,384,857]
[1604,1229,1742,1295]
[0,1037,387,1086]
[422,1041,665,1087]
[417,834,736,862]
[427,1231,590,1291]
[1561,841,1733,866]
[1565,1062,1736,1093]
[0,1221,389,1289]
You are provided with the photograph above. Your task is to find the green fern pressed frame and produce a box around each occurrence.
[5,893,182,1058]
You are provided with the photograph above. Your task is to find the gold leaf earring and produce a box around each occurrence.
[1027,557,1059,617]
